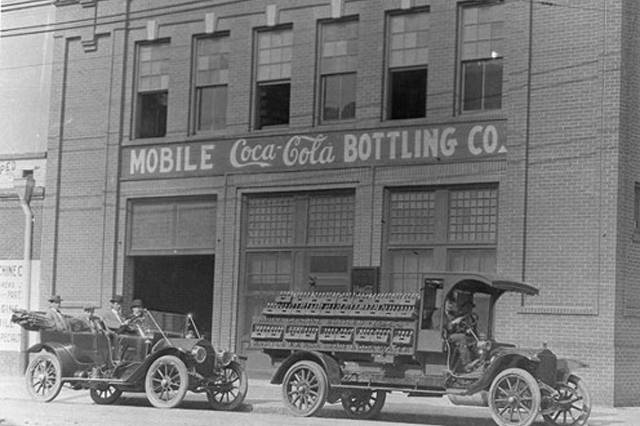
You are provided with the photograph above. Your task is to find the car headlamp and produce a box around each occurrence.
[191,345,207,363]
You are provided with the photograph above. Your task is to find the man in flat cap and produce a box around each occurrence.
[101,295,125,332]
[46,295,67,330]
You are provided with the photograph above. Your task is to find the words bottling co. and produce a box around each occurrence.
[122,121,506,179]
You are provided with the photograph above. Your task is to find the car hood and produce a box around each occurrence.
[166,338,214,351]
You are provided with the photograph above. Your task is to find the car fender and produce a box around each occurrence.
[465,352,538,395]
[126,346,191,384]
[270,350,341,386]
[27,342,78,378]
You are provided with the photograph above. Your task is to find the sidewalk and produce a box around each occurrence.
[1,374,639,425]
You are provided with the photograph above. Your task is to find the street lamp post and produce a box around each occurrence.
[12,175,35,373]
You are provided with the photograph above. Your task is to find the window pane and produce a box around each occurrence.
[461,4,504,61]
[462,61,483,111]
[247,196,294,247]
[196,36,230,86]
[389,68,427,119]
[322,73,356,122]
[138,43,170,91]
[257,29,293,82]
[257,83,290,128]
[389,12,429,68]
[389,250,434,293]
[321,20,358,74]
[197,85,227,131]
[483,59,503,110]
[136,91,167,138]
[307,192,355,244]
[448,188,498,241]
[389,190,435,243]
[247,252,292,291]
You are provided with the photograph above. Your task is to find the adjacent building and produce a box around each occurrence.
[4,0,640,406]
[0,0,52,374]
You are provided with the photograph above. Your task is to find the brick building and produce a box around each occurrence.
[5,0,639,406]
[0,0,52,374]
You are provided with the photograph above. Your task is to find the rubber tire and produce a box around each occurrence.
[207,361,248,411]
[90,385,123,405]
[25,352,63,402]
[144,355,189,408]
[341,389,386,419]
[542,375,591,426]
[282,360,329,417]
[489,368,541,426]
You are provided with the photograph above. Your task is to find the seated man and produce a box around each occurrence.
[45,295,68,331]
[444,293,477,373]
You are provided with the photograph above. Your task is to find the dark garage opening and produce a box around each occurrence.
[133,255,214,339]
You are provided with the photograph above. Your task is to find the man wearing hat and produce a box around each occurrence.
[101,294,125,331]
[46,295,67,330]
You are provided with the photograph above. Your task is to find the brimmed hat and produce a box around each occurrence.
[131,299,143,308]
[110,295,124,304]
[48,295,62,303]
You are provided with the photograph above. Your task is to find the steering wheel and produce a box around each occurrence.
[451,312,478,333]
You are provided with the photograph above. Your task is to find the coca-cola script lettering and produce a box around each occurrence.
[283,135,335,167]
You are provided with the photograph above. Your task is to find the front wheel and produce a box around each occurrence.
[90,385,123,405]
[341,389,386,419]
[542,375,591,426]
[25,352,63,402]
[489,368,541,426]
[145,355,189,408]
[207,361,248,411]
[282,360,328,417]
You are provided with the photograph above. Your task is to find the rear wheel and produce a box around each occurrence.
[90,385,122,405]
[25,352,62,402]
[489,368,541,426]
[207,361,248,411]
[542,375,591,426]
[145,355,188,408]
[341,389,386,419]
[282,360,328,417]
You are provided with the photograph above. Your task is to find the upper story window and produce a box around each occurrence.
[135,42,170,138]
[319,19,358,122]
[193,35,229,133]
[387,11,429,120]
[255,28,293,129]
[459,3,504,113]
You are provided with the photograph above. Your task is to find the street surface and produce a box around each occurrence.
[0,376,638,426]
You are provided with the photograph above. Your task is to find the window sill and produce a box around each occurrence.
[454,110,506,122]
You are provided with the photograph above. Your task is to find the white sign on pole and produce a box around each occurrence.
[0,260,25,351]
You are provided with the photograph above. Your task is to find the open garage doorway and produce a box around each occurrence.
[132,255,214,339]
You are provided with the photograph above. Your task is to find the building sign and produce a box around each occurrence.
[0,261,24,351]
[121,121,506,180]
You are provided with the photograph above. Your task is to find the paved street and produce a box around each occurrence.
[0,376,639,426]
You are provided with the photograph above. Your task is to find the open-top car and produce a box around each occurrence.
[250,273,591,426]
[12,308,247,410]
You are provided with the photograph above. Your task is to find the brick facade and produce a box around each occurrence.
[9,0,636,406]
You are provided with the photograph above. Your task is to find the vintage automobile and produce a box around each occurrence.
[11,308,247,410]
[250,272,591,426]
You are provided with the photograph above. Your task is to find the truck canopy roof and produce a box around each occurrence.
[424,272,539,297]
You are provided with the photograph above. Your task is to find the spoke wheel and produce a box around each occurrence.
[207,361,248,411]
[543,375,591,426]
[25,352,62,402]
[144,355,188,408]
[282,360,328,417]
[489,368,541,426]
[341,389,386,419]
[90,385,123,405]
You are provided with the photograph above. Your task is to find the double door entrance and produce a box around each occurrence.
[238,191,355,374]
